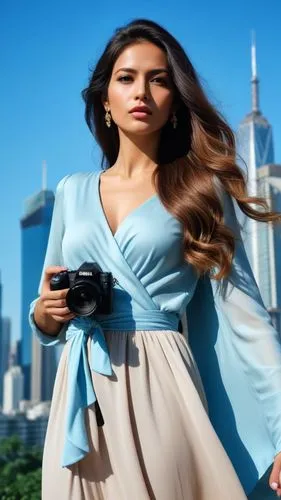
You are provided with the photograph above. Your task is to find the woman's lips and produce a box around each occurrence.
[129,105,152,118]
[130,110,151,119]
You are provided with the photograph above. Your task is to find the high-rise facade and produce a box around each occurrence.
[236,34,275,182]
[0,317,11,407]
[0,412,49,447]
[256,164,281,334]
[3,366,24,415]
[20,186,57,400]
[0,270,12,408]
[236,35,280,334]
[14,339,21,366]
[236,34,275,277]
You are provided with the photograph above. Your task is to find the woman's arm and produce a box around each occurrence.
[212,177,281,455]
[212,178,281,494]
[185,176,281,495]
[29,175,72,345]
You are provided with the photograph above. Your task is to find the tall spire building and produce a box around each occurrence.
[236,34,281,334]
[237,33,275,273]
[237,33,274,178]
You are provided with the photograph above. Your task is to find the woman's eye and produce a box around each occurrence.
[152,77,168,85]
[117,75,169,86]
[117,75,132,82]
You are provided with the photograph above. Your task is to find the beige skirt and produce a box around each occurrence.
[42,329,247,499]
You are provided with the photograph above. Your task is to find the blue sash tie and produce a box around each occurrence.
[61,311,179,467]
[62,318,113,466]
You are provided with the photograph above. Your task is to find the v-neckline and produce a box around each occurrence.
[96,170,158,239]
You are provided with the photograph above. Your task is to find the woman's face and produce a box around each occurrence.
[104,42,175,136]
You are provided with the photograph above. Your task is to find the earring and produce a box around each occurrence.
[105,109,111,128]
[171,111,178,129]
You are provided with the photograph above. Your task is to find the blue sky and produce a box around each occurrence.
[1,0,281,340]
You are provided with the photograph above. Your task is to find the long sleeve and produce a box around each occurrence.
[213,180,281,453]
[185,178,281,495]
[28,175,70,346]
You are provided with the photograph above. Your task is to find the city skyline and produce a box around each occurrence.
[1,1,281,340]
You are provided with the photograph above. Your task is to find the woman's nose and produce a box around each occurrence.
[134,79,149,100]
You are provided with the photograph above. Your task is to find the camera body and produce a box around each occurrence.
[50,262,113,316]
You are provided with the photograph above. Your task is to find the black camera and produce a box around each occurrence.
[50,262,114,317]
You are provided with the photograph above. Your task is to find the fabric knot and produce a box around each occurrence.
[62,317,113,467]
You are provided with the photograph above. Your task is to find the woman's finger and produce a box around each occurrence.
[44,298,67,309]
[269,456,281,492]
[41,289,69,301]
[45,306,72,317]
[51,313,76,323]
[44,266,68,278]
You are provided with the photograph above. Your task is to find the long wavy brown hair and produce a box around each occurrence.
[82,18,281,280]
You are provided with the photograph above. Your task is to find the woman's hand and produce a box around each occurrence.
[34,266,75,335]
[39,266,75,323]
[269,452,281,496]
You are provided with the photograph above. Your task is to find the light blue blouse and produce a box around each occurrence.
[29,170,281,495]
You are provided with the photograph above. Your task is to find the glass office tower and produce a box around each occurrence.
[236,34,275,278]
[20,188,57,400]
[236,36,280,335]
[0,317,11,407]
[256,164,281,335]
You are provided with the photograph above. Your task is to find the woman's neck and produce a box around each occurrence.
[112,129,160,179]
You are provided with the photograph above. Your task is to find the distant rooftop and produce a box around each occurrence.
[22,189,54,219]
[240,110,271,127]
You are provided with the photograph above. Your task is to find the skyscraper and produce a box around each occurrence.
[0,269,12,408]
[236,33,275,276]
[236,35,281,335]
[20,163,57,400]
[256,164,281,334]
[0,317,11,407]
[3,365,24,415]
[237,33,275,183]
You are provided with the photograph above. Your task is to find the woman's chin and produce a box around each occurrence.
[121,122,160,136]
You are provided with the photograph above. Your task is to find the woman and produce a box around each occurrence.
[29,19,281,499]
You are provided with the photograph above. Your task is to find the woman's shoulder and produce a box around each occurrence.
[55,171,98,194]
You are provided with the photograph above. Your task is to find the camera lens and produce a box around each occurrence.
[66,281,101,316]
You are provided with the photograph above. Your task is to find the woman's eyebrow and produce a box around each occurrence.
[114,67,170,75]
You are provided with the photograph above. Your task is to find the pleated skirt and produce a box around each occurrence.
[41,329,247,499]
